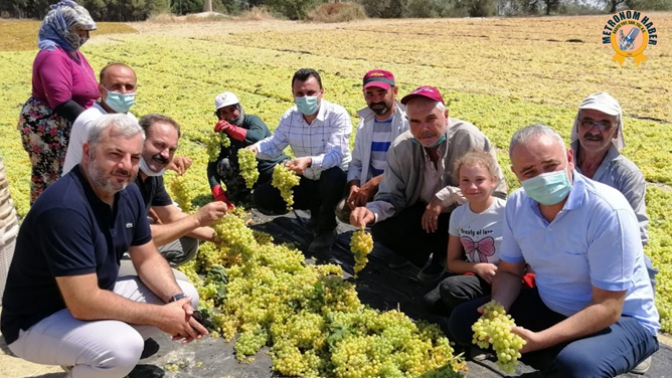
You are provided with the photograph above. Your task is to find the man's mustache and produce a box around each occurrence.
[151,154,169,164]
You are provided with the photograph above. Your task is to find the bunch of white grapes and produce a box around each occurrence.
[272,164,300,211]
[206,132,231,162]
[168,175,193,213]
[237,148,259,189]
[350,228,374,277]
[472,300,526,374]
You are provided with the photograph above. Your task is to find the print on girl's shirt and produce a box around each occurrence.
[461,236,496,263]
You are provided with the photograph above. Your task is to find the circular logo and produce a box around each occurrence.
[611,22,648,59]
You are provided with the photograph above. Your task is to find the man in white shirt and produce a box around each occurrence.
[63,63,191,177]
[335,69,408,224]
[248,68,352,253]
[63,63,138,174]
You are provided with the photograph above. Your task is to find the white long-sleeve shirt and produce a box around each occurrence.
[255,99,352,180]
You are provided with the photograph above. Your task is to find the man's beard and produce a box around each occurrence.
[369,101,391,116]
[88,154,136,194]
[230,105,245,126]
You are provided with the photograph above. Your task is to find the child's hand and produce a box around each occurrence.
[473,263,498,284]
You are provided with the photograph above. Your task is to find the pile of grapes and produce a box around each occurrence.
[172,177,466,378]
[472,300,526,374]
[272,163,300,211]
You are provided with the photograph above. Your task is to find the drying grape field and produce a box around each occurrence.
[1,14,672,378]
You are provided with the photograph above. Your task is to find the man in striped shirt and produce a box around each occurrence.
[248,68,352,253]
[336,70,409,225]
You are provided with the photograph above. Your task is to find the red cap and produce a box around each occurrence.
[363,69,395,90]
[401,86,445,105]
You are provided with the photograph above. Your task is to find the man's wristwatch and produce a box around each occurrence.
[168,293,187,303]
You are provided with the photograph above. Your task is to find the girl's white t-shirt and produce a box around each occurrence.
[448,197,506,264]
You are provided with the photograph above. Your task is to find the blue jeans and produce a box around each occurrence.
[448,289,659,378]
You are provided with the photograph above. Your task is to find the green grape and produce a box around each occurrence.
[350,228,373,277]
[168,175,193,213]
[271,164,300,211]
[238,148,260,189]
[205,132,231,162]
[472,300,526,374]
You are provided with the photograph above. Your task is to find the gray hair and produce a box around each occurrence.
[509,124,565,160]
[87,113,145,151]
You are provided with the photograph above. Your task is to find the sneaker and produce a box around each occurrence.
[388,254,411,269]
[417,261,447,283]
[140,337,160,359]
[631,356,652,375]
[308,229,337,253]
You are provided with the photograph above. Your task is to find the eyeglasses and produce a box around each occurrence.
[579,118,615,132]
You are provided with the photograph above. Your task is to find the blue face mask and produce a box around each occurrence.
[521,169,572,205]
[295,96,319,116]
[412,134,447,148]
[105,89,136,113]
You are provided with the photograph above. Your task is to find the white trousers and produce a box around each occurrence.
[8,273,198,378]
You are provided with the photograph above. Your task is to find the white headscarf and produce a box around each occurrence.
[570,92,625,151]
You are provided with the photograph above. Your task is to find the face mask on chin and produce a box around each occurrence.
[412,134,446,148]
[139,156,166,177]
[521,169,572,205]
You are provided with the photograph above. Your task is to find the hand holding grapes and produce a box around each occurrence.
[287,157,311,175]
[511,326,544,354]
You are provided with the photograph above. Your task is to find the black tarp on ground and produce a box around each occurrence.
[13,210,672,378]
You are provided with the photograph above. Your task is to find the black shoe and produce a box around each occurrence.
[388,254,411,269]
[417,261,447,283]
[305,217,318,233]
[308,229,337,253]
[140,337,160,359]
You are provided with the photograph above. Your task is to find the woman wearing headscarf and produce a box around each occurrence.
[17,0,98,205]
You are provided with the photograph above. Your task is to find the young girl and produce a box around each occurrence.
[424,150,506,316]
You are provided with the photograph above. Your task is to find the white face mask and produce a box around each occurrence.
[139,157,165,177]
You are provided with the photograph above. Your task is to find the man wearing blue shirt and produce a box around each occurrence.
[1,114,207,378]
[448,124,659,377]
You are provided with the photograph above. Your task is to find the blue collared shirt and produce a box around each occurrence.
[500,172,659,336]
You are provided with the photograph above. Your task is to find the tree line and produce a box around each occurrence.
[1,0,670,21]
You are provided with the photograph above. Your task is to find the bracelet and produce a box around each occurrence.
[168,292,187,303]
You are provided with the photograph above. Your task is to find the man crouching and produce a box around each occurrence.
[1,114,207,378]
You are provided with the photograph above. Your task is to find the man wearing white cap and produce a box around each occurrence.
[571,92,658,291]
[208,91,286,205]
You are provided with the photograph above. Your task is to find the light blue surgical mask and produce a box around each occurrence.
[295,96,319,116]
[521,169,572,205]
[104,89,136,113]
[412,134,447,148]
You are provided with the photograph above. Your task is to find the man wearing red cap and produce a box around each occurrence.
[336,69,408,224]
[351,86,507,282]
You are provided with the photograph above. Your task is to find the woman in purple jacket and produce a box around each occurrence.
[17,1,98,205]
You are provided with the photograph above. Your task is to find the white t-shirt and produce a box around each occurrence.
[62,103,138,175]
[448,197,506,264]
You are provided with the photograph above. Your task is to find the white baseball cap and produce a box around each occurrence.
[571,92,625,151]
[214,92,240,111]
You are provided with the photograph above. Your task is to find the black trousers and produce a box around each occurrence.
[423,274,491,316]
[371,202,450,267]
[253,166,347,232]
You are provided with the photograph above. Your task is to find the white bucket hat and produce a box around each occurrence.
[214,92,240,111]
[570,92,625,151]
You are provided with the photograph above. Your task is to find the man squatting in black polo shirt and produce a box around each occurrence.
[1,114,208,378]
